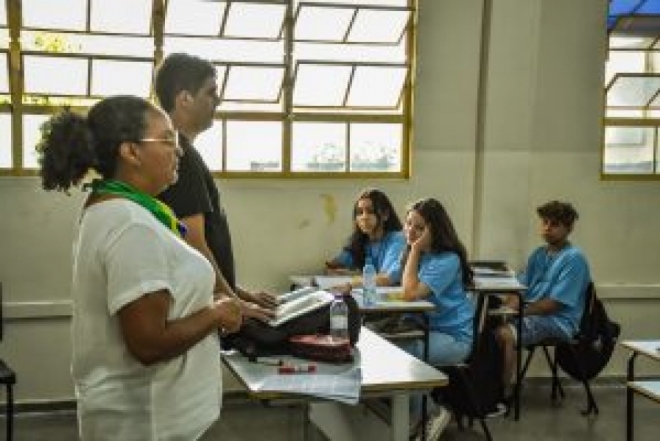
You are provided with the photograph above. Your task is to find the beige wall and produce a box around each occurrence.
[1,0,659,404]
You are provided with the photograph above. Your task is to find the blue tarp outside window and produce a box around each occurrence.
[609,0,660,29]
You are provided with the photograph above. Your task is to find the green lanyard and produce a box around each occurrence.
[90,179,187,238]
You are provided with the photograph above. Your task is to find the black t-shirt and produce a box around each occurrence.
[158,134,236,290]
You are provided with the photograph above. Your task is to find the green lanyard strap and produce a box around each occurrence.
[90,179,187,238]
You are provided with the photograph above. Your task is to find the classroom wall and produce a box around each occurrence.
[1,0,659,404]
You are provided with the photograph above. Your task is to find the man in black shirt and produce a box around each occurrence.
[155,53,276,320]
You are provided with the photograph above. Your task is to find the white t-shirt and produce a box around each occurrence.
[71,199,221,441]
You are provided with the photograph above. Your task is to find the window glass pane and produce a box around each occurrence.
[605,51,645,85]
[603,126,655,173]
[23,114,49,169]
[348,9,409,44]
[226,121,282,172]
[0,1,6,27]
[0,52,8,93]
[295,40,406,63]
[225,3,286,39]
[21,31,153,57]
[296,0,407,7]
[91,0,153,34]
[23,56,88,95]
[609,35,655,50]
[293,64,351,106]
[224,66,284,102]
[0,29,8,49]
[0,114,10,167]
[91,60,152,97]
[164,37,283,63]
[292,122,346,172]
[195,121,224,172]
[350,123,401,172]
[347,65,406,107]
[164,0,225,36]
[295,6,353,41]
[606,109,644,118]
[22,0,87,30]
[607,75,660,107]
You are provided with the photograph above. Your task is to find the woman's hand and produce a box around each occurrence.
[239,299,276,323]
[214,297,243,334]
[242,289,279,310]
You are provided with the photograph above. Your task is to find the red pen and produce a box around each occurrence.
[278,364,317,374]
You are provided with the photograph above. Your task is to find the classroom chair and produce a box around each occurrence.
[519,282,606,416]
[0,283,16,441]
[432,294,499,441]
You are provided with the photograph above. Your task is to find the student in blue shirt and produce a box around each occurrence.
[399,198,475,440]
[497,200,591,395]
[326,188,405,285]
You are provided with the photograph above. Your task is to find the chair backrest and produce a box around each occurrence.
[577,281,596,337]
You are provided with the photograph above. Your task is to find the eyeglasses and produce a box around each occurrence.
[139,136,179,148]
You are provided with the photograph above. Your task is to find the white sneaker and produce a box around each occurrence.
[416,406,450,441]
[486,402,508,419]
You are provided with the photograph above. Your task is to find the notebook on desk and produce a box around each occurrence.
[269,289,334,327]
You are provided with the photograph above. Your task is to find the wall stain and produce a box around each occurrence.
[297,219,311,229]
[319,193,337,224]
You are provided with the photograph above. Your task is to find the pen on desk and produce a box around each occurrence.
[278,364,317,374]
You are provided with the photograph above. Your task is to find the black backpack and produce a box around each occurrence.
[555,285,621,381]
[223,294,361,360]
[439,296,504,419]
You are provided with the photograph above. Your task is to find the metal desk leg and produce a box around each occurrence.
[423,315,430,361]
[391,392,410,441]
[514,293,523,421]
[626,352,638,441]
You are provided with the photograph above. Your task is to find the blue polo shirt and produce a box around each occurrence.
[418,251,474,342]
[334,230,405,283]
[518,244,591,336]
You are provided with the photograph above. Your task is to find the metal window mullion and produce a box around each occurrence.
[7,0,23,173]
[653,126,659,174]
[345,121,350,174]
[85,0,92,32]
[151,0,165,101]
[342,7,358,43]
[219,1,231,38]
[282,0,294,173]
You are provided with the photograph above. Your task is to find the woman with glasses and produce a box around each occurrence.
[37,95,242,440]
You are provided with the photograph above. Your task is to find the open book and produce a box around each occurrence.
[269,289,335,327]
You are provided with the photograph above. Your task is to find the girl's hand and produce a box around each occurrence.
[411,227,432,253]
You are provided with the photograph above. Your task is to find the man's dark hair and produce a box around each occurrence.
[154,53,216,112]
[537,200,579,227]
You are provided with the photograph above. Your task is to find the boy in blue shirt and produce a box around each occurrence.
[497,201,591,395]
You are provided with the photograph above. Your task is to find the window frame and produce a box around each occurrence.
[0,0,417,179]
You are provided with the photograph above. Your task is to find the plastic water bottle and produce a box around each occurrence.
[329,294,349,341]
[362,258,377,306]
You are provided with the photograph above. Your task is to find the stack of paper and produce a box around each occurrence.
[257,367,362,405]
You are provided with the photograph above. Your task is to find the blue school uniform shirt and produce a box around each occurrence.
[418,251,474,343]
[334,231,405,283]
[518,244,591,337]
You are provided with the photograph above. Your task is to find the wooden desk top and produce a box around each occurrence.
[620,340,660,362]
[472,275,527,293]
[352,292,435,314]
[222,327,447,399]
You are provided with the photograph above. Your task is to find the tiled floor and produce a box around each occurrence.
[5,382,660,440]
